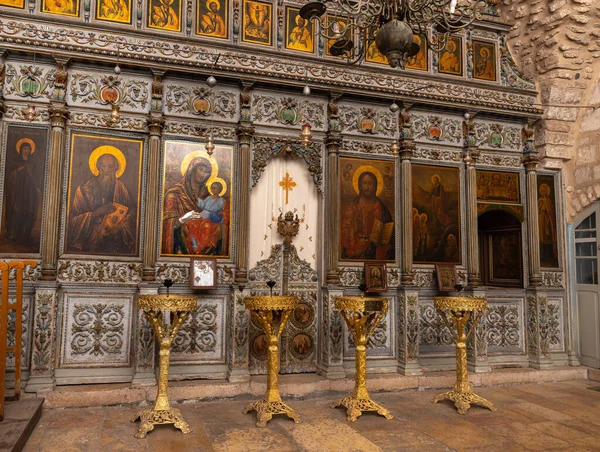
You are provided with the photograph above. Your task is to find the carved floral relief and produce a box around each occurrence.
[60,294,133,367]
[165,84,237,119]
[68,73,150,111]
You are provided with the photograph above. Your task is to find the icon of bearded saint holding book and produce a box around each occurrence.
[67,146,136,255]
[340,165,394,260]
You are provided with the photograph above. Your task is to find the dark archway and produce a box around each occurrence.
[478,210,523,288]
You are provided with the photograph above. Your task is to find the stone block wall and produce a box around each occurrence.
[503,0,600,220]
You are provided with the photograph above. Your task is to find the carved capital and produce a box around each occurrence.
[147,115,165,136]
[399,139,416,160]
[324,131,342,154]
[236,122,255,144]
[523,152,540,171]
[463,149,480,167]
[48,104,69,128]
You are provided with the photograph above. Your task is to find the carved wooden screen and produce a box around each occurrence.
[247,244,318,374]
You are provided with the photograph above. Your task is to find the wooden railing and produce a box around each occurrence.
[0,261,36,422]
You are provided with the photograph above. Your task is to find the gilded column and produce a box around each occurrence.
[142,71,165,281]
[234,83,254,283]
[463,113,480,287]
[325,95,341,284]
[399,106,415,285]
[40,65,69,280]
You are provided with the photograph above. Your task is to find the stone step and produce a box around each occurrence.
[35,366,589,409]
[0,398,43,452]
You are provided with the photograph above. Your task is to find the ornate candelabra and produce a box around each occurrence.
[431,295,496,414]
[331,293,393,422]
[133,280,197,438]
[243,281,301,427]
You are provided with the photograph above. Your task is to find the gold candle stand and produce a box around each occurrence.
[331,296,393,422]
[242,295,302,427]
[431,296,496,415]
[133,294,197,438]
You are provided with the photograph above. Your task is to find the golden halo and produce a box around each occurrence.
[539,183,551,195]
[180,150,219,179]
[446,40,456,52]
[89,145,126,178]
[206,177,227,196]
[295,14,304,26]
[206,0,220,10]
[16,138,36,154]
[431,173,442,185]
[480,47,490,58]
[352,165,384,197]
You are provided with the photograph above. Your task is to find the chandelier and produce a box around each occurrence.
[300,0,487,68]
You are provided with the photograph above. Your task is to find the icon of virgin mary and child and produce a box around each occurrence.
[162,153,229,256]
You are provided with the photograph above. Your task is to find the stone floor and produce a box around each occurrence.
[23,379,600,451]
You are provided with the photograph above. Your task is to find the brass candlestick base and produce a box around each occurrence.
[331,296,393,422]
[431,297,497,415]
[132,295,197,438]
[242,295,301,428]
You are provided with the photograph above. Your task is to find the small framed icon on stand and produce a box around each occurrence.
[190,258,217,289]
[435,263,458,292]
[364,262,387,293]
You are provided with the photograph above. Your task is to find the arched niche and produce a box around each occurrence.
[478,209,524,288]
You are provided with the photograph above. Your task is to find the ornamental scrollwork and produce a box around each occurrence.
[4,64,55,99]
[0,21,540,114]
[474,122,521,150]
[165,85,237,119]
[547,298,564,351]
[251,136,323,193]
[412,147,463,162]
[412,114,462,144]
[57,260,143,283]
[339,105,397,137]
[3,261,41,281]
[343,139,395,155]
[69,73,149,109]
[420,304,453,346]
[70,303,125,357]
[172,304,219,354]
[541,271,564,288]
[31,291,56,374]
[163,121,236,139]
[248,244,282,283]
[485,303,521,349]
[3,105,50,123]
[477,152,522,168]
[338,267,362,287]
[413,269,435,287]
[69,111,147,130]
[252,94,326,130]
[288,246,318,283]
[6,295,31,370]
[500,39,536,91]
[154,263,233,284]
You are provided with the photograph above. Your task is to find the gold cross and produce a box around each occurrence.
[279,172,296,205]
